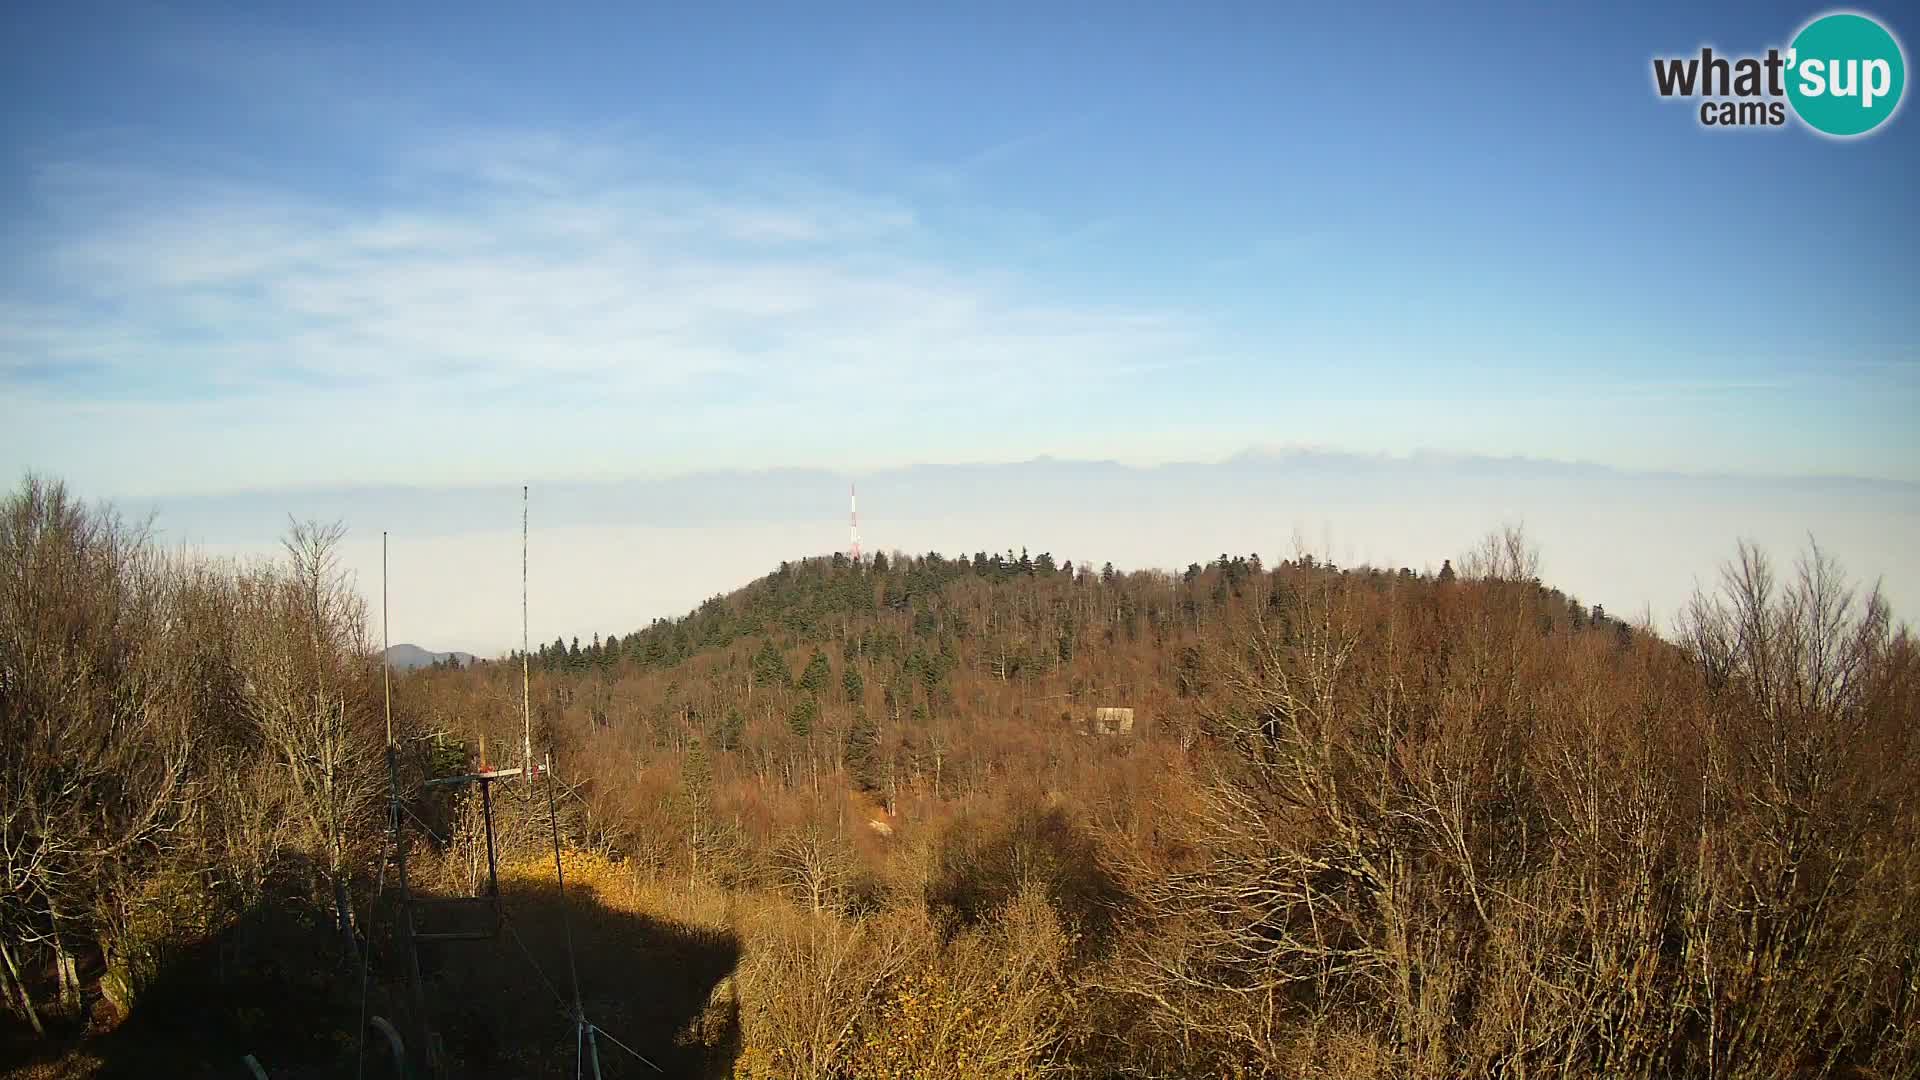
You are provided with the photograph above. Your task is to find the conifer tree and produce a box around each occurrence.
[845,707,880,793]
[751,638,789,689]
[679,738,722,887]
[681,737,713,814]
[798,647,831,693]
[788,695,818,738]
[715,706,745,752]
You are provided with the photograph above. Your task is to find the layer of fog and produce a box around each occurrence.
[132,452,1920,656]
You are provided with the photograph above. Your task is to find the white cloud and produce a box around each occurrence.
[4,131,1198,411]
[8,129,1911,494]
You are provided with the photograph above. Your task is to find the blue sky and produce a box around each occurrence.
[3,1,1917,497]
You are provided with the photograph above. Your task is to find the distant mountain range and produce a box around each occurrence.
[384,643,477,671]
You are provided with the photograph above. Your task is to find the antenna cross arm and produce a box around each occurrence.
[422,766,524,788]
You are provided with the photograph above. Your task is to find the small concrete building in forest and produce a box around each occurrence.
[1081,706,1135,736]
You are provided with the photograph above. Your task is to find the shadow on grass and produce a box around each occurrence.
[1,892,356,1080]
[422,877,741,1078]
[2,876,740,1080]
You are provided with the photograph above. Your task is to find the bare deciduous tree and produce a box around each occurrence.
[771,825,857,914]
[230,519,383,959]
[1459,523,1542,583]
[0,477,191,1031]
[1107,538,1918,1079]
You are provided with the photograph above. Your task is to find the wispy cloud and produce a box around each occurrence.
[3,129,1198,414]
[6,120,1912,493]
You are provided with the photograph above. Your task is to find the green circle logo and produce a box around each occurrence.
[1787,12,1906,136]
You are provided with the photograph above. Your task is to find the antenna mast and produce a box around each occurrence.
[519,483,598,1074]
[383,531,393,747]
[849,483,861,564]
[521,485,533,780]
[379,530,433,1076]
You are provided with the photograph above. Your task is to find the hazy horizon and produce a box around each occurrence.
[91,449,1918,657]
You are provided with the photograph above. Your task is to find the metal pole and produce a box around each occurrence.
[389,746,433,1077]
[480,779,500,900]
[380,534,432,1073]
[522,485,533,782]
[525,486,599,1079]
[547,754,585,1011]
[383,531,393,747]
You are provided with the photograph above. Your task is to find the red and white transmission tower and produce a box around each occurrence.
[849,483,861,564]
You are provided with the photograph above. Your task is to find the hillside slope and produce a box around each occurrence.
[480,546,1633,744]
[379,540,1916,1077]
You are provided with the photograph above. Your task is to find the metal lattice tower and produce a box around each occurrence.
[849,483,861,564]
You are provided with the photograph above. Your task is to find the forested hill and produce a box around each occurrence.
[516,545,1633,694]
[378,538,1913,1079]
[403,539,1643,842]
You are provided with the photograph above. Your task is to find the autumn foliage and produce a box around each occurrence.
[4,477,1916,1079]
